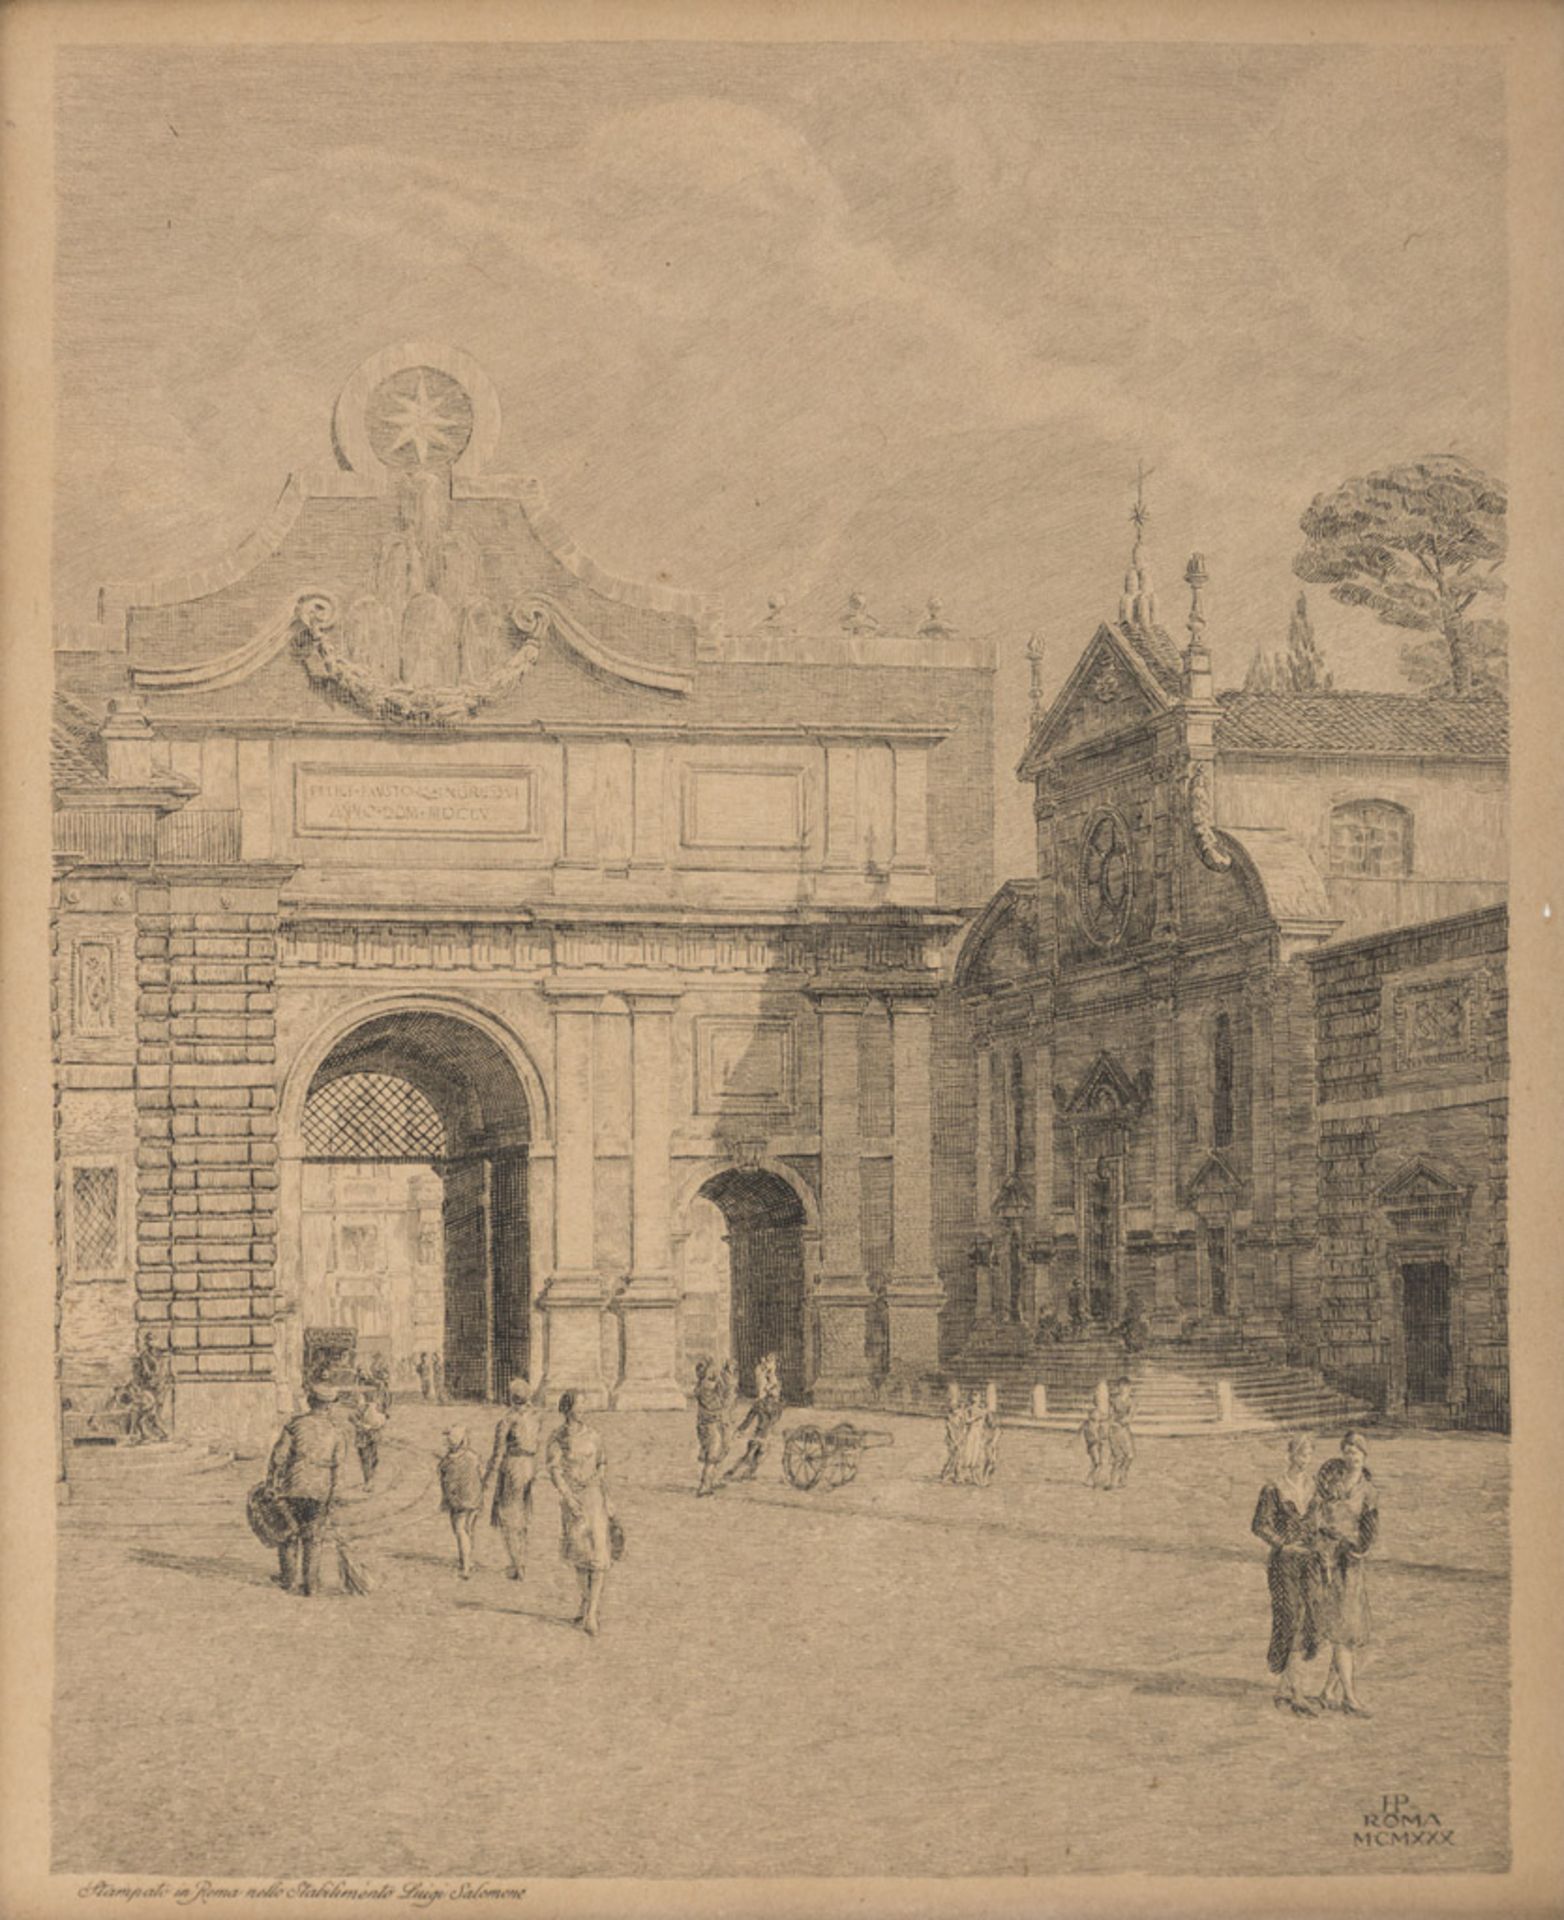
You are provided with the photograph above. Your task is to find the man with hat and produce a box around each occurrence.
[483,1378,542,1581]
[265,1382,349,1596]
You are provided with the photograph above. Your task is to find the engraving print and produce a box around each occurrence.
[46,34,1512,1896]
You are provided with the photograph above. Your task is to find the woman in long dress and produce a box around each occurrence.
[1251,1434,1321,1715]
[484,1378,541,1582]
[1305,1429,1379,1716]
[546,1390,614,1636]
[957,1389,991,1485]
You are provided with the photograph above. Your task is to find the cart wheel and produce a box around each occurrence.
[784,1426,826,1490]
[827,1451,859,1488]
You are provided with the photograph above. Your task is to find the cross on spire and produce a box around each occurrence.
[1119,460,1159,630]
[1130,461,1153,539]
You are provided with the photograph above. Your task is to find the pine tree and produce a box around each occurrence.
[1243,647,1278,692]
[1282,593,1332,691]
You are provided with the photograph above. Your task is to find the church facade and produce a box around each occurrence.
[52,342,993,1450]
[953,529,1509,1428]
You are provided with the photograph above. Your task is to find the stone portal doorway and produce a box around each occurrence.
[298,1011,531,1403]
[1401,1259,1453,1407]
[698,1168,808,1402]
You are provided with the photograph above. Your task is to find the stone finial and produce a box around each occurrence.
[1184,552,1209,644]
[1182,552,1213,702]
[1026,632,1046,720]
[840,590,881,636]
[917,595,956,640]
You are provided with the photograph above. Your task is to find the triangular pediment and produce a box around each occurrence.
[1019,624,1174,776]
[1185,1149,1245,1207]
[1057,1050,1146,1118]
[1377,1156,1470,1207]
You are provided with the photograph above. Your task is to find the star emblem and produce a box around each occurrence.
[365,366,475,470]
[379,372,466,466]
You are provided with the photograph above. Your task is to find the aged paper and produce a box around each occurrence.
[3,2,1562,1916]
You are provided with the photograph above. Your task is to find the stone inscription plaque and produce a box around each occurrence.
[294,765,536,838]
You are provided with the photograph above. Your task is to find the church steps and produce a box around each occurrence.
[937,1340,1376,1433]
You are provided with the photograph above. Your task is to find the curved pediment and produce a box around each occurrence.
[101,344,712,723]
[954,880,1042,990]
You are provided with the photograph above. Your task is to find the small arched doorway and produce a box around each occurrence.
[697,1168,808,1402]
[298,1011,531,1402]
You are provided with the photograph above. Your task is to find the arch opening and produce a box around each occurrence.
[696,1167,809,1402]
[297,1011,531,1403]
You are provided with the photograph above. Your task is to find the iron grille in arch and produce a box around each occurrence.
[302,1073,446,1161]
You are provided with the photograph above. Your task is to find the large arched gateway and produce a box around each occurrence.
[698,1167,809,1402]
[289,1011,532,1402]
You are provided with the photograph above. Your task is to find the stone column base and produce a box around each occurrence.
[174,1377,282,1460]
[611,1280,687,1410]
[540,1276,610,1409]
[810,1282,876,1406]
[885,1279,945,1379]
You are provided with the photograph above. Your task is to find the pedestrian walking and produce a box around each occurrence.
[547,1390,616,1636]
[265,1382,349,1596]
[1106,1376,1136,1489]
[1251,1434,1321,1716]
[438,1425,484,1579]
[432,1351,447,1405]
[1081,1381,1111,1489]
[694,1357,731,1496]
[353,1397,387,1490]
[724,1352,783,1483]
[484,1378,541,1581]
[417,1351,433,1402]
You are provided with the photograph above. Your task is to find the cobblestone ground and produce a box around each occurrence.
[53,1406,1508,1880]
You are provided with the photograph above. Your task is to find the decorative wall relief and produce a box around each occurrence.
[71,941,116,1036]
[1393,977,1477,1069]
[1187,761,1232,871]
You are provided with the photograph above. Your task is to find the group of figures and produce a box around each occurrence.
[412,1351,447,1403]
[693,1352,783,1495]
[939,1385,1001,1487]
[1080,1378,1137,1491]
[1252,1429,1379,1717]
[1034,1299,1151,1356]
[258,1375,621,1636]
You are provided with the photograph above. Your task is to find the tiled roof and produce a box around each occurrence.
[52,693,108,789]
[1114,619,1184,697]
[1216,691,1509,759]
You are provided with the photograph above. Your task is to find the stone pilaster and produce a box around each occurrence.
[1150,985,1181,1327]
[1031,1010,1057,1319]
[884,994,942,1379]
[541,993,607,1405]
[809,990,874,1405]
[1247,971,1279,1319]
[614,993,684,1409]
[972,1040,995,1323]
[147,870,291,1454]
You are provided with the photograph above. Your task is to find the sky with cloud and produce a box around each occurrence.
[55,41,1506,872]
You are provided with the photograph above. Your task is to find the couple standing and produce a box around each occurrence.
[940,1386,999,1486]
[1252,1428,1379,1717]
